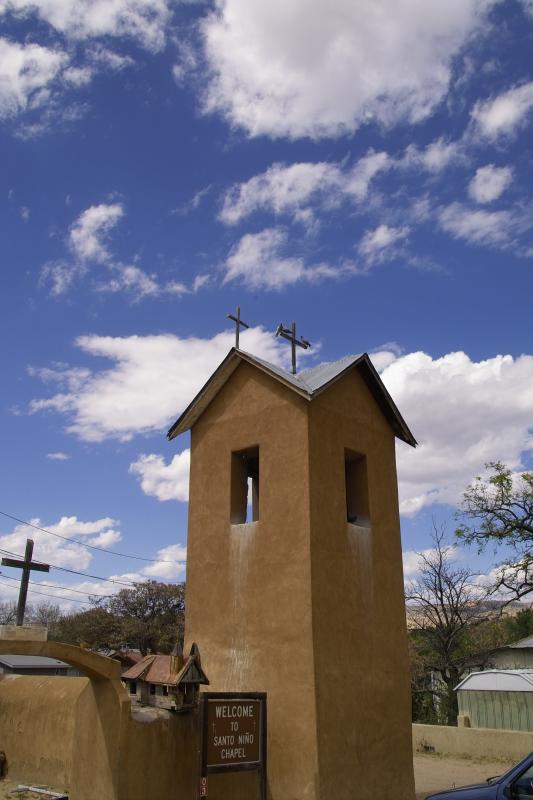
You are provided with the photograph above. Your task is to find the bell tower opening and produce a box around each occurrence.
[230,446,260,524]
[344,449,370,527]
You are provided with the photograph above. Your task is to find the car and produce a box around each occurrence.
[425,752,533,800]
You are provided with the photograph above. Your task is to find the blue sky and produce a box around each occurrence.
[1,0,532,608]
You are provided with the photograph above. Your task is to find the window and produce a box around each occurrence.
[231,446,259,523]
[150,683,156,695]
[512,763,533,799]
[344,450,370,527]
[129,681,137,695]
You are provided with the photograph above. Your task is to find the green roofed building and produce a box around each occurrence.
[456,670,533,732]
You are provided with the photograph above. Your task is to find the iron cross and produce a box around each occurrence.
[226,306,250,349]
[1,539,50,626]
[275,321,311,375]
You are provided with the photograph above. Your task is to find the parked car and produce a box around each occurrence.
[425,753,533,800]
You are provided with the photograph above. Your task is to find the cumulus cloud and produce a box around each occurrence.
[358,224,409,264]
[130,450,190,502]
[40,203,203,300]
[202,0,494,139]
[0,38,66,119]
[69,202,124,263]
[46,451,70,460]
[380,351,533,516]
[28,327,286,441]
[471,82,533,140]
[438,203,512,245]
[219,151,390,225]
[0,515,122,572]
[224,227,356,290]
[142,543,187,580]
[0,0,172,52]
[401,137,462,173]
[468,164,513,203]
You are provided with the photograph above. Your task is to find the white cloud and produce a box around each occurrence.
[377,351,533,516]
[471,82,533,140]
[219,151,390,225]
[0,37,66,119]
[224,227,357,290]
[202,0,494,139]
[358,224,409,264]
[142,543,187,580]
[46,451,70,460]
[69,202,124,263]
[438,202,513,245]
[0,0,172,52]
[40,260,84,296]
[468,164,513,203]
[403,546,459,579]
[401,137,461,173]
[130,450,190,502]
[28,327,286,442]
[0,515,122,572]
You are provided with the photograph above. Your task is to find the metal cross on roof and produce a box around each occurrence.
[1,539,50,626]
[226,306,250,349]
[275,321,311,375]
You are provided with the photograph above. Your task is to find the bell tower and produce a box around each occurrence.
[168,348,416,800]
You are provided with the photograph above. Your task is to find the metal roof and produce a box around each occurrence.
[0,654,71,669]
[167,348,417,447]
[507,635,533,649]
[456,670,533,693]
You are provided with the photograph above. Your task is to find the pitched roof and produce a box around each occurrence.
[507,634,533,649]
[121,650,209,687]
[456,669,533,693]
[167,348,416,447]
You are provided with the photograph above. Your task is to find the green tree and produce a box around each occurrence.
[456,462,533,599]
[96,581,185,655]
[406,526,503,726]
[51,607,122,649]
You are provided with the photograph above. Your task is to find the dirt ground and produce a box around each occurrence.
[414,753,516,799]
[0,755,519,799]
[0,781,68,799]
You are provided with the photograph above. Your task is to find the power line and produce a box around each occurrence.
[0,575,89,605]
[0,572,111,599]
[0,547,137,587]
[0,510,182,564]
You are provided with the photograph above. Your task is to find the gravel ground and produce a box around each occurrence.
[0,754,519,799]
[414,753,516,799]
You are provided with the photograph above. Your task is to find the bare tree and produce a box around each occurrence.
[406,524,502,726]
[0,601,17,625]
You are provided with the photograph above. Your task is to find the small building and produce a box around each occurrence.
[489,634,533,670]
[456,669,533,731]
[0,654,78,676]
[122,643,208,710]
[95,648,143,671]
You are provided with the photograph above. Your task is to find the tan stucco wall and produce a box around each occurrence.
[184,362,415,800]
[308,370,414,800]
[185,362,319,800]
[0,642,201,800]
[413,722,533,761]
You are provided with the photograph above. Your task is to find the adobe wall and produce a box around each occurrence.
[413,723,533,761]
[308,370,415,800]
[0,672,201,800]
[185,362,320,800]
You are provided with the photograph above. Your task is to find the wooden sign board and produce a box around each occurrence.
[200,692,266,799]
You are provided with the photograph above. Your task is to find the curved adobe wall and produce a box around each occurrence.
[0,639,122,681]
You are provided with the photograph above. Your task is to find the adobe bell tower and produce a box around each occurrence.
[168,348,417,800]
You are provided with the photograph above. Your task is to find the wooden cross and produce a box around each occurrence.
[226,306,250,349]
[275,321,311,375]
[1,539,50,626]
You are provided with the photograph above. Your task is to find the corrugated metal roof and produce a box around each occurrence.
[167,348,417,446]
[456,670,533,692]
[0,654,70,669]
[508,635,533,649]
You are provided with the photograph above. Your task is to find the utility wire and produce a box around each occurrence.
[0,510,182,564]
[0,575,90,605]
[0,547,137,587]
[0,572,111,599]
